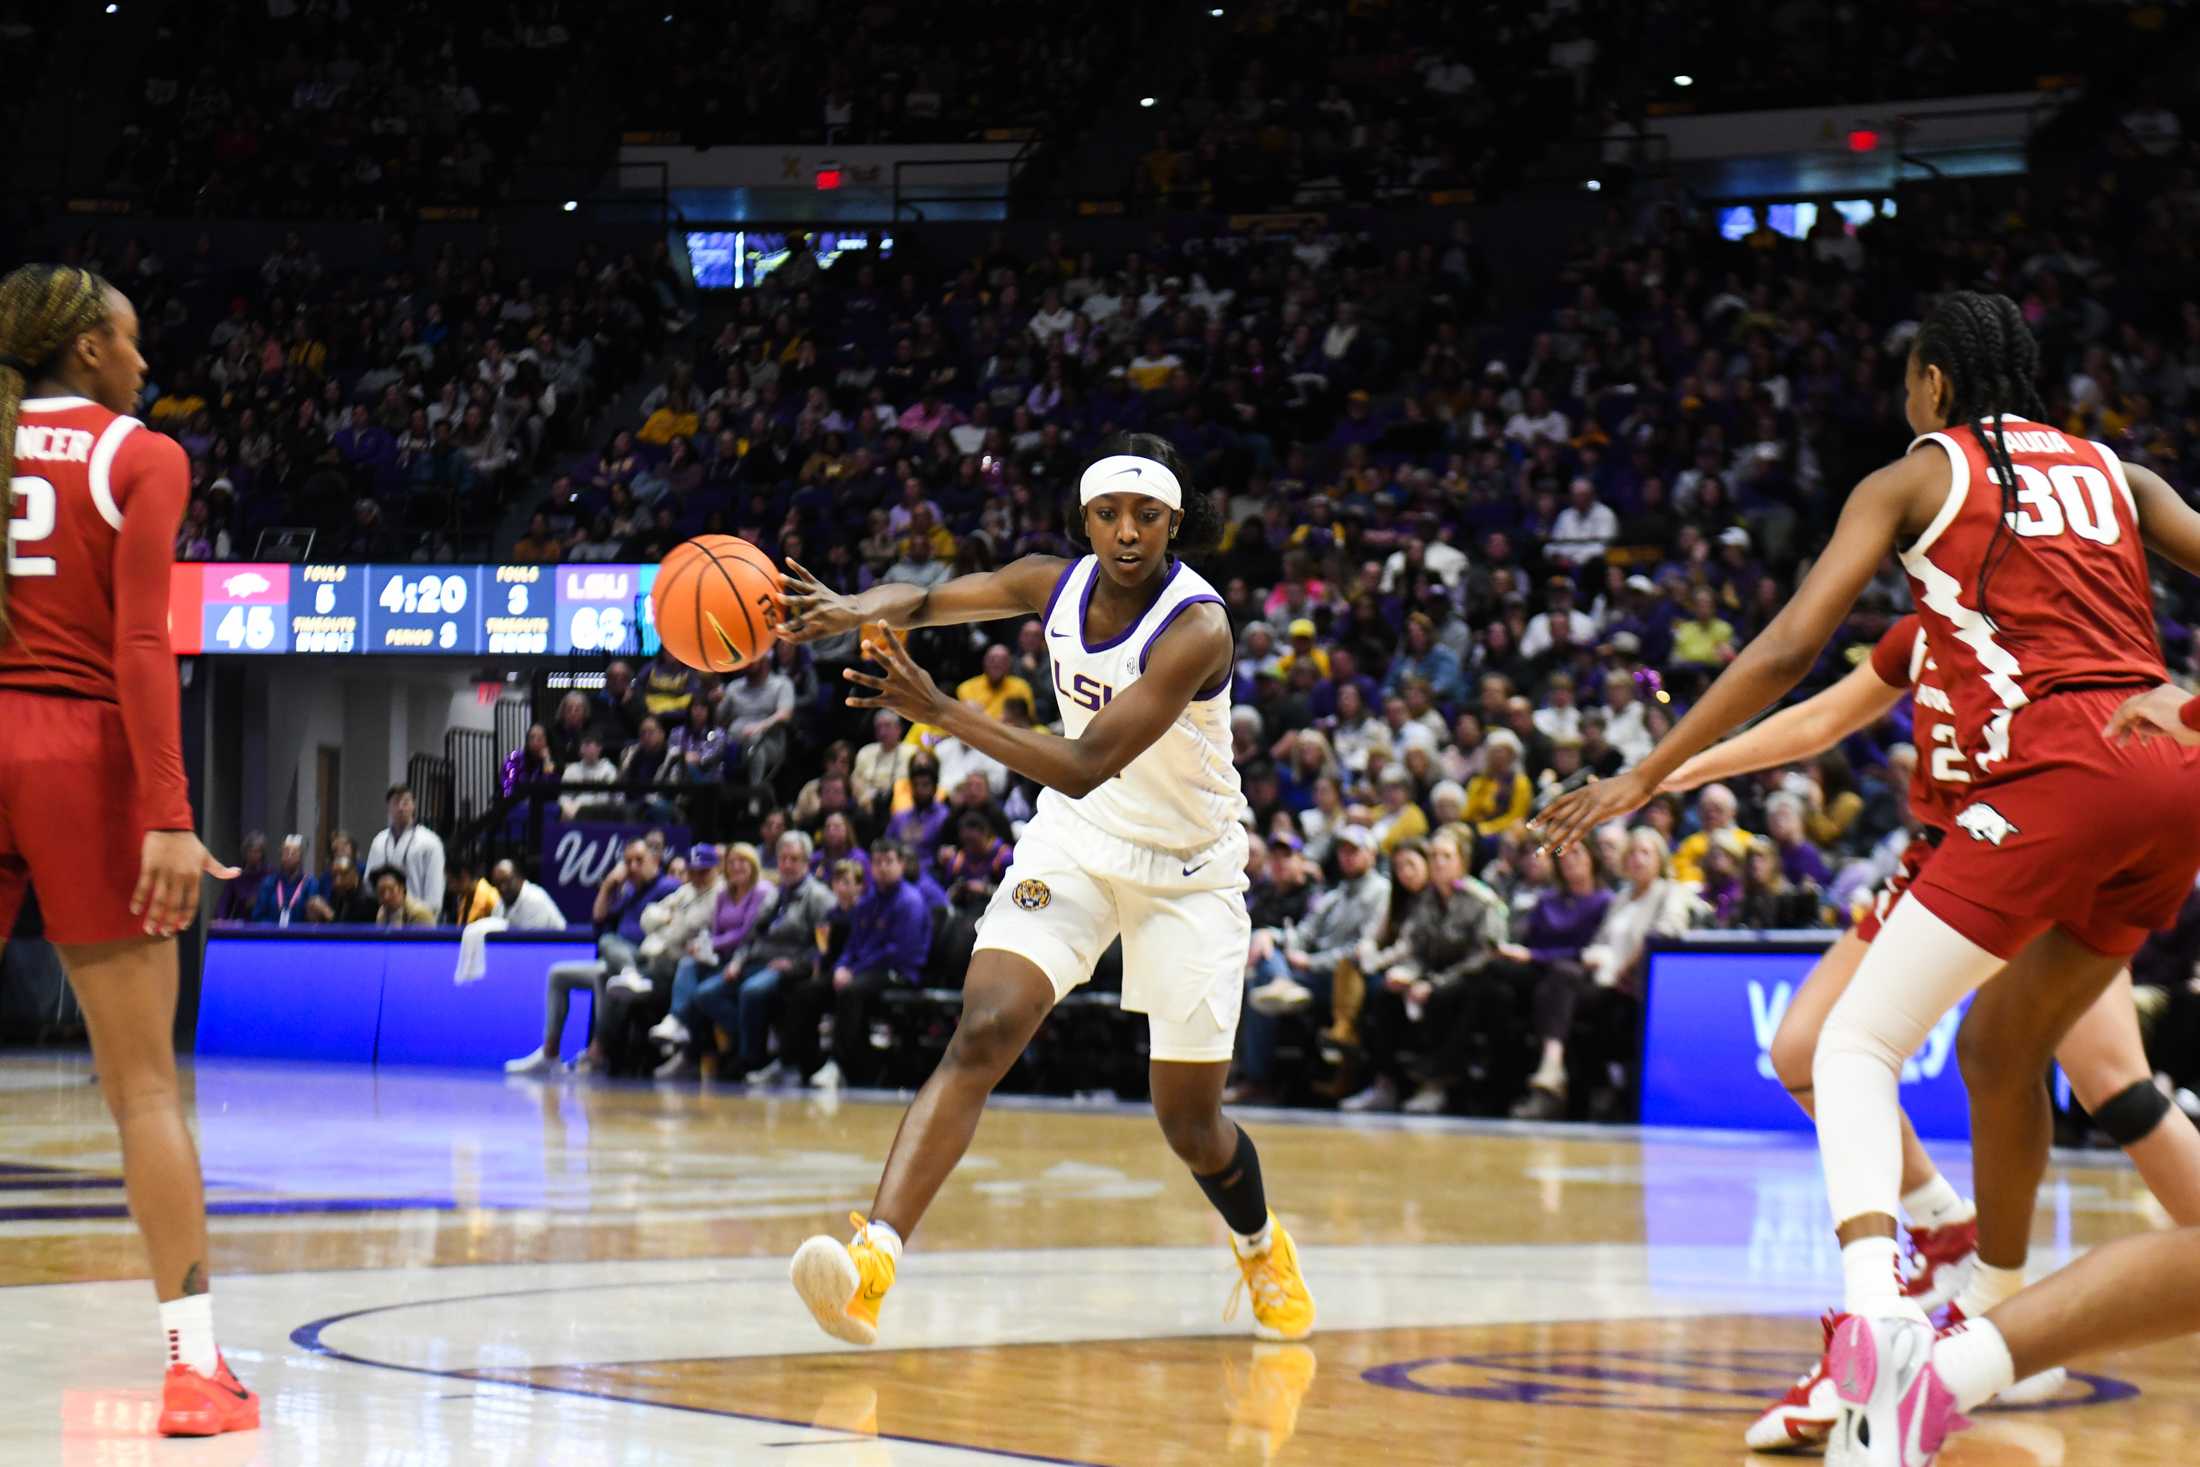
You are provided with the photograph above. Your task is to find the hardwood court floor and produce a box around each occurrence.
[3,1053,2199,1464]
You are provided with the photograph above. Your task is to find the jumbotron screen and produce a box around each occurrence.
[168,563,664,658]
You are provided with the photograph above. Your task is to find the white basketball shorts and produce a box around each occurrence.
[971,803,1250,1063]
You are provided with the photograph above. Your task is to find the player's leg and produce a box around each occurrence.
[1812,896,2007,1314]
[1819,1223,2200,1465]
[65,936,258,1435]
[788,949,1055,1345]
[1136,878,1313,1339]
[1772,928,1949,1206]
[2054,968,2200,1225]
[1744,926,1975,1451]
[1950,926,2126,1321]
[869,951,1056,1232]
[1150,1055,1309,1341]
[1932,1226,2200,1417]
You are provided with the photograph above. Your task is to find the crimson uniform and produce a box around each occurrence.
[1853,614,1968,943]
[0,394,193,942]
[1899,417,2200,957]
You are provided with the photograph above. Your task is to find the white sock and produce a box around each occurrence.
[1954,1260,2026,1321]
[160,1294,218,1375]
[861,1218,904,1264]
[1934,1317,2016,1412]
[1232,1219,1274,1259]
[1840,1237,1926,1321]
[1901,1175,1975,1231]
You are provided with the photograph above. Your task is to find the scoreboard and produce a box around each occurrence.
[170,562,665,658]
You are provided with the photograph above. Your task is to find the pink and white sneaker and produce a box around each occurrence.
[1901,1219,1977,1315]
[1823,1313,1969,1466]
[1745,1311,1845,1452]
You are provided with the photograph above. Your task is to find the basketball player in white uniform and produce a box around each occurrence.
[776,433,1316,1348]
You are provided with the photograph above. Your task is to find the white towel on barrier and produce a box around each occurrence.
[455,916,510,985]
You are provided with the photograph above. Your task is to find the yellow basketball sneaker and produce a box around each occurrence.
[1227,1211,1316,1341]
[790,1212,898,1345]
[1225,1343,1319,1461]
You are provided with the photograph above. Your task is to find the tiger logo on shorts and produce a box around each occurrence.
[1013,879,1052,911]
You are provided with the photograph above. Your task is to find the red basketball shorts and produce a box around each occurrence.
[1855,833,1935,944]
[1910,688,2200,959]
[0,691,150,945]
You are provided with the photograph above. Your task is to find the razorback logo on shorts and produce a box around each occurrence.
[1013,879,1052,911]
[1955,802,2020,847]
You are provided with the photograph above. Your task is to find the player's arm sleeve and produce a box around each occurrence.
[108,430,196,830]
[1867,615,1919,688]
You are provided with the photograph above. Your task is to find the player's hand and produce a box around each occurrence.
[777,558,863,643]
[2103,682,2200,748]
[844,626,948,726]
[1527,767,1653,855]
[132,831,241,939]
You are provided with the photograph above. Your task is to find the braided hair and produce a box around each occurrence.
[0,265,115,641]
[1910,290,2051,633]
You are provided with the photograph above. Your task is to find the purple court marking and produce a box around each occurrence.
[0,1195,465,1223]
[291,1282,1115,1467]
[1361,1348,2138,1415]
[0,1177,126,1192]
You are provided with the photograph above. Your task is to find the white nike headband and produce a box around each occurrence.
[1077,454,1182,511]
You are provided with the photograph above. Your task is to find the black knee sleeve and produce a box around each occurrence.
[2094,1078,2172,1147]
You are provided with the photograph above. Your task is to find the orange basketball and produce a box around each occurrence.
[651,535,784,673]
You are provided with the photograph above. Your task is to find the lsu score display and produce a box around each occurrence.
[168,562,665,658]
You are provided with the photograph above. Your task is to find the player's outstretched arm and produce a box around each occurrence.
[2126,461,2200,578]
[1532,451,1925,851]
[1659,659,1904,794]
[779,554,1068,642]
[845,606,1228,800]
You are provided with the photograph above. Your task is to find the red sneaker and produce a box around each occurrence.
[1743,1310,1845,1452]
[1902,1218,1978,1314]
[158,1354,260,1437]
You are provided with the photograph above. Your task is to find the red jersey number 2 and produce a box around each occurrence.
[7,476,57,577]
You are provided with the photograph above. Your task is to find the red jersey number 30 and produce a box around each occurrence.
[1997,462,2121,545]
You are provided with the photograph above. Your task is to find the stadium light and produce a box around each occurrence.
[1140,96,1156,108]
[1210,7,1224,14]
[106,3,118,11]
[562,200,578,213]
[1673,74,1693,87]
[1585,178,1602,192]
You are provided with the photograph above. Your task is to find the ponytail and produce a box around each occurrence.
[0,265,113,642]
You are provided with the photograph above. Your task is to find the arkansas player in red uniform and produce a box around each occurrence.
[0,265,252,1436]
[1534,290,2200,1462]
[1665,612,2200,1448]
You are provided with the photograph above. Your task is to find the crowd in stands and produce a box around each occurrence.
[1140,0,1582,211]
[438,93,2200,1112]
[622,0,1134,148]
[50,225,676,562]
[105,1,610,218]
[115,10,2200,1116]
